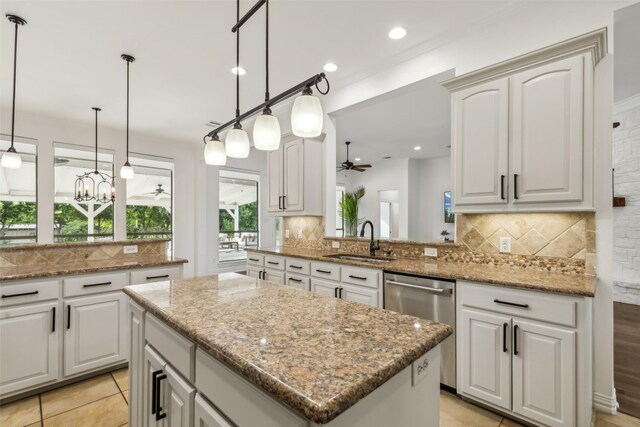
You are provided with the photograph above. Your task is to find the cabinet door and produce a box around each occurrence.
[510,55,584,203]
[512,319,576,427]
[340,284,379,308]
[283,139,304,212]
[0,301,59,395]
[144,346,167,427]
[459,308,511,410]
[165,365,195,427]
[452,78,509,206]
[64,292,128,377]
[266,148,283,212]
[310,278,339,298]
[129,301,145,427]
[247,267,262,280]
[263,269,284,285]
[194,393,233,427]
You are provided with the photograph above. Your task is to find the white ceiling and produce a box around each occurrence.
[614,2,640,102]
[0,1,514,145]
[335,69,453,165]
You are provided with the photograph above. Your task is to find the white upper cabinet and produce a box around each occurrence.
[510,55,584,204]
[443,29,606,212]
[266,135,323,216]
[453,79,509,206]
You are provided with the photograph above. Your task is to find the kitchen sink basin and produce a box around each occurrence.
[323,254,393,264]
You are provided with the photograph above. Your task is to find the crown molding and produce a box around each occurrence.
[442,28,608,92]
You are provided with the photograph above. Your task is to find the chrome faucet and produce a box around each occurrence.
[360,221,381,256]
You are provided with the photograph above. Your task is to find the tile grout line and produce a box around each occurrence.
[40,391,122,422]
[111,371,128,405]
[38,394,43,425]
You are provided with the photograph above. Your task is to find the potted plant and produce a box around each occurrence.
[440,230,451,242]
[339,186,366,236]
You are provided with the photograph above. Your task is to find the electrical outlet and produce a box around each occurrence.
[332,241,340,249]
[297,229,303,239]
[123,245,138,254]
[285,229,290,239]
[424,247,438,257]
[499,237,512,253]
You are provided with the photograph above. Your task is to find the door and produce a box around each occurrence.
[510,55,584,203]
[459,308,512,410]
[340,284,379,308]
[194,393,233,427]
[453,78,509,206]
[0,301,59,395]
[165,364,195,427]
[283,139,304,211]
[144,346,167,427]
[512,319,576,427]
[310,278,339,298]
[247,267,262,280]
[266,147,283,212]
[64,292,128,377]
[263,269,285,285]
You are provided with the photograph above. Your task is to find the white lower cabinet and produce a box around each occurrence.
[165,364,196,427]
[144,345,167,427]
[263,269,285,285]
[457,281,589,427]
[64,292,128,376]
[340,284,378,307]
[0,301,59,395]
[130,301,146,427]
[194,394,233,427]
[247,267,261,279]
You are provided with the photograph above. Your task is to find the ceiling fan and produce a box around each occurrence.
[337,141,371,172]
[143,184,171,201]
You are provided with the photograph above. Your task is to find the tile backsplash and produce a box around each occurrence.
[0,240,169,269]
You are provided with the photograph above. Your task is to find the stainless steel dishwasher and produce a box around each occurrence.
[384,272,456,390]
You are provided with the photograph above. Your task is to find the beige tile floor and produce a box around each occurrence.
[1,369,639,427]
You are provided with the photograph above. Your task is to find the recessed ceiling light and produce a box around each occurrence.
[355,157,361,161]
[231,66,246,76]
[414,146,421,151]
[388,27,407,40]
[383,156,392,159]
[323,63,338,72]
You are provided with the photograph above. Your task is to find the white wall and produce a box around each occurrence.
[417,157,454,242]
[613,94,640,305]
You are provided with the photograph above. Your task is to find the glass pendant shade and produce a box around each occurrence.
[291,91,323,138]
[1,148,21,169]
[120,162,135,179]
[205,138,227,165]
[225,127,250,158]
[253,111,281,151]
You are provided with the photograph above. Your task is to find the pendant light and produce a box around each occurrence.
[120,54,135,179]
[74,108,115,204]
[291,86,323,138]
[2,15,27,170]
[225,0,250,159]
[205,134,227,165]
[253,0,281,151]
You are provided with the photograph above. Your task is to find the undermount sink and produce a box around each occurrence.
[323,254,393,264]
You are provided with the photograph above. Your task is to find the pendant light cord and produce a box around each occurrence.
[10,20,19,150]
[265,0,269,103]
[126,60,130,162]
[94,108,98,173]
[235,0,240,120]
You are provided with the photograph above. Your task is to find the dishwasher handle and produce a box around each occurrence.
[385,279,453,295]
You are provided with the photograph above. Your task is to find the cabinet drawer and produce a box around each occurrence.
[285,258,310,275]
[459,281,577,328]
[145,314,195,382]
[130,265,182,285]
[310,262,340,282]
[263,255,285,271]
[63,272,127,298]
[285,274,310,291]
[247,253,264,267]
[341,266,380,289]
[0,279,59,307]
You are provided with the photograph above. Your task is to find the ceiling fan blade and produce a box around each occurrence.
[352,167,366,172]
[353,164,371,168]
[336,166,347,172]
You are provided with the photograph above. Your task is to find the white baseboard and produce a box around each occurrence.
[593,389,618,414]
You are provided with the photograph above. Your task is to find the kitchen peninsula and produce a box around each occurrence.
[124,273,452,427]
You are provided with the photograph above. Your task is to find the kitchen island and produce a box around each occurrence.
[124,273,452,427]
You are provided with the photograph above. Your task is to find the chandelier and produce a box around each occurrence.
[204,0,330,165]
[74,107,115,204]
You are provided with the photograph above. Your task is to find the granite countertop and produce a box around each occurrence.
[0,256,188,282]
[124,273,452,424]
[248,247,597,297]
